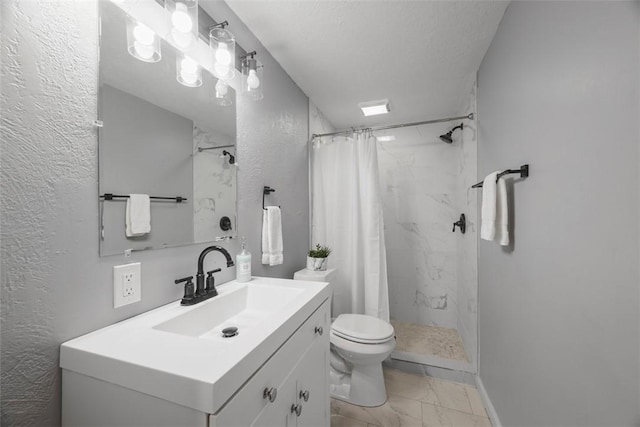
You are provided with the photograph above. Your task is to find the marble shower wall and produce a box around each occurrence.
[377,87,478,347]
[456,84,478,369]
[377,124,460,329]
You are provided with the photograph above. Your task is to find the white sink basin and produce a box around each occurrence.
[60,277,331,415]
[153,283,304,339]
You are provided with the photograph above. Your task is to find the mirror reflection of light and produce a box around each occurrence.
[247,69,260,89]
[215,79,228,96]
[133,23,154,45]
[181,57,198,74]
[215,63,230,78]
[134,41,155,60]
[172,2,193,33]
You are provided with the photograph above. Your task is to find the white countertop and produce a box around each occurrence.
[60,276,331,414]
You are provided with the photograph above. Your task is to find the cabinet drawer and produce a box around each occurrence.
[211,299,329,427]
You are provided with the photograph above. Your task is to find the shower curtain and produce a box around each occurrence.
[312,132,390,322]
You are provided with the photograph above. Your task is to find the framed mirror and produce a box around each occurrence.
[98,0,237,256]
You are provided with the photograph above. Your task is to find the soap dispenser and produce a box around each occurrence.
[236,237,252,282]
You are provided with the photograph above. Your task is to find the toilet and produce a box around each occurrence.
[293,268,396,407]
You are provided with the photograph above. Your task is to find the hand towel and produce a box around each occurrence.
[125,194,151,237]
[261,206,283,266]
[494,177,509,246]
[480,172,499,241]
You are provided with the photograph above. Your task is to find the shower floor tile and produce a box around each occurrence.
[391,320,469,363]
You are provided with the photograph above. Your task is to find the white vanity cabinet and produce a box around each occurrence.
[60,278,331,427]
[211,300,330,426]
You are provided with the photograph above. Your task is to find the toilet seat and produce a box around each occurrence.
[332,314,394,344]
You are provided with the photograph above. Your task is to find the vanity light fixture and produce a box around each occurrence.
[359,99,390,116]
[213,79,233,106]
[165,0,199,51]
[126,17,161,62]
[209,22,236,81]
[176,54,202,87]
[241,51,263,100]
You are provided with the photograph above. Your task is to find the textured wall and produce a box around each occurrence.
[477,2,639,425]
[0,0,309,425]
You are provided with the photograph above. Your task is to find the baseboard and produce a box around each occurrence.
[475,375,502,427]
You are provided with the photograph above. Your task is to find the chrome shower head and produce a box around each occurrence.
[439,123,463,144]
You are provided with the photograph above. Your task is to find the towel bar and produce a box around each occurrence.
[472,164,529,188]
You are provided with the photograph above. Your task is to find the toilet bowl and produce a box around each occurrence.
[293,268,396,407]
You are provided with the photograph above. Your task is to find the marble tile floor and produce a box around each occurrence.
[331,368,490,427]
[390,320,469,363]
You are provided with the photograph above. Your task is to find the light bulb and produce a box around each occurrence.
[133,41,154,60]
[215,79,228,96]
[214,63,230,78]
[133,23,155,45]
[171,2,193,33]
[181,57,198,74]
[172,29,194,49]
[215,43,232,65]
[247,69,260,89]
[180,69,198,85]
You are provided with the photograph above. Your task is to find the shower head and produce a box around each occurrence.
[222,150,235,165]
[439,123,464,144]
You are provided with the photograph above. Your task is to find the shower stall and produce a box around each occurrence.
[308,86,478,380]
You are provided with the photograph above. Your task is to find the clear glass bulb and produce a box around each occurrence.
[247,69,260,89]
[171,3,193,33]
[215,43,232,66]
[133,23,154,45]
[180,69,198,85]
[181,57,198,74]
[133,41,154,60]
[215,79,228,96]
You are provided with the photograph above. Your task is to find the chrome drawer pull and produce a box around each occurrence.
[263,387,277,403]
[314,326,323,336]
[299,390,310,402]
[291,403,303,417]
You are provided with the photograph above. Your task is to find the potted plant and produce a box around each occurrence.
[307,244,332,271]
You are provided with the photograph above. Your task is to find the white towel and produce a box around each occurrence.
[261,206,283,266]
[480,172,499,241]
[125,194,151,237]
[495,177,509,246]
[480,172,509,246]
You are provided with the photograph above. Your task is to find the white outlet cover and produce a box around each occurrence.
[113,262,141,308]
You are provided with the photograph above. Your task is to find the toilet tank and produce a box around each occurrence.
[293,268,336,283]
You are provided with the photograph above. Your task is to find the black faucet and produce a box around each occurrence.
[196,245,234,296]
[175,245,234,306]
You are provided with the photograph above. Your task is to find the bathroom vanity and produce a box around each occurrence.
[60,277,331,426]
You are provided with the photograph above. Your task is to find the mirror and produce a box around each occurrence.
[98,0,237,256]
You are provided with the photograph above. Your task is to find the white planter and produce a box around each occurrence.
[306,256,328,271]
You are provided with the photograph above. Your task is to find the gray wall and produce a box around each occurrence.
[99,84,194,255]
[0,0,309,425]
[477,2,639,426]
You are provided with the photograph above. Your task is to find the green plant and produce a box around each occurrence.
[308,244,331,258]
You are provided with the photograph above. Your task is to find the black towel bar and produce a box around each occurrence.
[100,193,187,203]
[472,164,529,188]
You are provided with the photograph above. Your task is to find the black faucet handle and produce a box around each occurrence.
[206,268,222,276]
[175,276,195,304]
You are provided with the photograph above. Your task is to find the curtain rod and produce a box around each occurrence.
[311,113,474,139]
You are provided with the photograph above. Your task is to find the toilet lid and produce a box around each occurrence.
[332,314,394,344]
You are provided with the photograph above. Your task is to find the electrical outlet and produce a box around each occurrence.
[113,263,141,308]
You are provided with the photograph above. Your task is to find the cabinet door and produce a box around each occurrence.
[251,368,295,427]
[294,340,328,427]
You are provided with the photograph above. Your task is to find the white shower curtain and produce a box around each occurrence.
[312,132,390,322]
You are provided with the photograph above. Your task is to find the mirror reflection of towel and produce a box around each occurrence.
[125,194,151,237]
[261,206,283,266]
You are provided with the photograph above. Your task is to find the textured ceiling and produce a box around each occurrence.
[224,0,509,129]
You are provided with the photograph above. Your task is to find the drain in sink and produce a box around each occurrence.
[222,327,239,338]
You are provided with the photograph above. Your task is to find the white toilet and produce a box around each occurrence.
[293,268,396,407]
